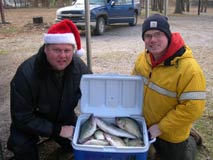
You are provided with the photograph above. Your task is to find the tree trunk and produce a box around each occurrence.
[33,0,39,7]
[174,0,182,13]
[181,0,185,12]
[140,0,144,8]
[0,0,6,24]
[200,0,208,12]
[158,0,163,13]
[20,0,22,7]
[41,0,50,8]
[204,0,208,12]
[14,0,17,8]
[200,0,204,12]
[57,0,64,7]
[186,0,190,12]
[25,0,30,7]
[65,0,71,5]
[151,0,158,11]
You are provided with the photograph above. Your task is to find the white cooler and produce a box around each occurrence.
[72,74,155,160]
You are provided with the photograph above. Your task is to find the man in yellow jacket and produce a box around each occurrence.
[132,14,206,160]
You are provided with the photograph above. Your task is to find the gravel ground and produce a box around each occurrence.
[0,7,213,160]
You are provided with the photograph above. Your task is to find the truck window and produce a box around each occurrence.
[114,0,124,5]
[75,0,84,5]
[126,0,132,5]
[114,0,132,5]
[90,0,106,5]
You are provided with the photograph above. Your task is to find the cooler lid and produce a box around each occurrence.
[80,74,144,117]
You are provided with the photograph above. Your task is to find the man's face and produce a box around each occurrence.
[144,30,169,60]
[44,44,74,71]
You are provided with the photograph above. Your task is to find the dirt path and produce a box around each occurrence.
[0,8,213,159]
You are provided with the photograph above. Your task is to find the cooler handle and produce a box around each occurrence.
[149,137,156,144]
[148,131,156,144]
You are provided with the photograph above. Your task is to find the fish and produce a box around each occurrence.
[78,114,97,144]
[124,138,144,147]
[115,117,142,138]
[83,138,109,146]
[104,133,126,147]
[94,130,105,140]
[94,116,136,139]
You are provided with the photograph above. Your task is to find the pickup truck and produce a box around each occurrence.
[55,0,141,35]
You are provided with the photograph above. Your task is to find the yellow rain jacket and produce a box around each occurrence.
[132,33,206,143]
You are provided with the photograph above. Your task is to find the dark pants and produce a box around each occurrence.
[153,136,197,160]
[7,127,72,160]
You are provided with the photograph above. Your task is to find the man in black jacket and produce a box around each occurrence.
[7,19,92,160]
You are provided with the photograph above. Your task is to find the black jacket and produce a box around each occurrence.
[10,45,92,137]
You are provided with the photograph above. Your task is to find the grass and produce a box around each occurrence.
[195,96,213,160]
[0,25,19,34]
[0,50,8,55]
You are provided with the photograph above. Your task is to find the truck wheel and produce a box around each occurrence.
[129,12,138,26]
[94,17,105,35]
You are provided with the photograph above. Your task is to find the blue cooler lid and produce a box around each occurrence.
[80,74,144,117]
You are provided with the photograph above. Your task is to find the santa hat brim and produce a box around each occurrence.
[44,33,76,45]
[44,32,84,57]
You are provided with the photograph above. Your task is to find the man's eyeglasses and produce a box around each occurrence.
[144,31,165,41]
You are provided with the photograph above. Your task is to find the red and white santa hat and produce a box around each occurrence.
[44,19,84,57]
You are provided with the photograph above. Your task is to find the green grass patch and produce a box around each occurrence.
[0,26,19,34]
[0,50,8,55]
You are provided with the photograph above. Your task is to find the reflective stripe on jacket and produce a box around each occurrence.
[132,34,206,143]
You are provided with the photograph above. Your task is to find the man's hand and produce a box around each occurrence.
[59,125,75,140]
[148,124,162,139]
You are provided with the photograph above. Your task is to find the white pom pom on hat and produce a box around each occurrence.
[44,19,84,57]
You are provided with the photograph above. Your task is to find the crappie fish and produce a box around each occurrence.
[94,130,105,140]
[124,138,144,147]
[78,114,97,144]
[115,117,142,138]
[83,138,109,146]
[94,116,136,139]
[104,133,126,147]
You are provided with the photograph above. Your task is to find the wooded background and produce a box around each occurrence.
[0,0,210,27]
[1,0,210,11]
